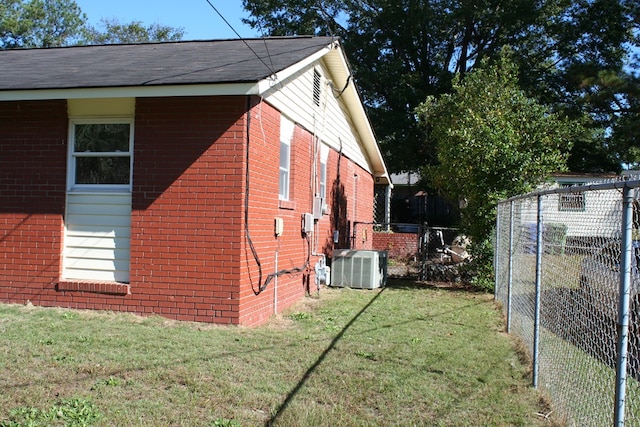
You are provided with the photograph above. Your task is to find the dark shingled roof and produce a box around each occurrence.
[0,36,337,91]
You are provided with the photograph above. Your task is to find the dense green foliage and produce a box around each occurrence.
[417,53,583,244]
[242,0,638,174]
[0,0,183,48]
[0,0,86,48]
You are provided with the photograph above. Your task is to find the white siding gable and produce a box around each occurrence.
[265,62,371,173]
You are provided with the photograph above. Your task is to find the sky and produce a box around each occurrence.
[74,1,257,40]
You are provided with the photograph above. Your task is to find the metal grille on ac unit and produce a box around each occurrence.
[331,250,388,289]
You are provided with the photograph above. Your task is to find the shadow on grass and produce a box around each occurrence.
[265,287,386,426]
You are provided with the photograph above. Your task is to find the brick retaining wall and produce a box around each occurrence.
[372,231,419,259]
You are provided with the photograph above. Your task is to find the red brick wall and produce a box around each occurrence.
[0,100,67,300]
[0,97,248,323]
[372,232,419,259]
[129,96,247,323]
[315,148,375,255]
[238,99,376,326]
[239,100,312,326]
[0,96,378,326]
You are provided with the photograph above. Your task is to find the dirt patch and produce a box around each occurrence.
[265,286,344,330]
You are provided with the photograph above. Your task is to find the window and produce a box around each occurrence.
[69,120,133,190]
[279,117,295,200]
[558,183,585,211]
[319,158,327,199]
[279,140,290,200]
[319,144,328,199]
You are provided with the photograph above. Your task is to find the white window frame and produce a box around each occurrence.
[279,116,294,201]
[558,182,586,211]
[67,118,134,192]
[319,144,328,200]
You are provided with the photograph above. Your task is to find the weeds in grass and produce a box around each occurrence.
[91,376,121,390]
[354,350,376,360]
[286,312,311,321]
[211,418,240,427]
[0,398,101,427]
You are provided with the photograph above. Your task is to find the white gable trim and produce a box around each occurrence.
[252,40,337,94]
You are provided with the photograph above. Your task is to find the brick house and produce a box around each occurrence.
[0,37,390,326]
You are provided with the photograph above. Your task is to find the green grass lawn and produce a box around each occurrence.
[0,280,557,426]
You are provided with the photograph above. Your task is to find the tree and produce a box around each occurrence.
[240,0,345,36]
[82,18,184,45]
[0,0,184,49]
[243,0,554,173]
[242,0,636,174]
[537,0,639,173]
[416,52,583,244]
[566,68,640,171]
[0,0,86,48]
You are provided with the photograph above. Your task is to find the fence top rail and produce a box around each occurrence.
[498,177,640,205]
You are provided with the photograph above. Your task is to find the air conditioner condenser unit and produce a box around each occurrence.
[331,250,388,289]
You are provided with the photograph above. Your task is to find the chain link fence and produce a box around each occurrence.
[495,177,640,426]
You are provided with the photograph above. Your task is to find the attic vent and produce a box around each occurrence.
[313,69,322,106]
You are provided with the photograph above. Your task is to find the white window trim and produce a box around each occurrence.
[279,141,290,200]
[279,116,295,201]
[67,117,134,192]
[320,143,329,199]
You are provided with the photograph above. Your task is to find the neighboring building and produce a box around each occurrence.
[0,37,390,326]
[389,172,457,227]
[517,173,621,246]
[543,173,621,239]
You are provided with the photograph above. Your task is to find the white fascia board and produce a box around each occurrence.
[253,40,337,95]
[0,82,261,101]
[325,48,392,186]
[344,85,390,182]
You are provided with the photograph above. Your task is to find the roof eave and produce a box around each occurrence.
[322,45,392,186]
[0,82,262,101]
[252,39,337,95]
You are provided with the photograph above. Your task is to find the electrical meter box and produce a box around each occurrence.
[302,213,314,234]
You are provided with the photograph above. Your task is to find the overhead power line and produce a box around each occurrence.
[203,0,277,77]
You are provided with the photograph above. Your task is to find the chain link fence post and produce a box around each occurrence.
[533,194,543,388]
[507,200,514,334]
[615,184,634,426]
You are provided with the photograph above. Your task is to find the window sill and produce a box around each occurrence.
[279,200,296,210]
[56,280,130,296]
[68,188,131,195]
